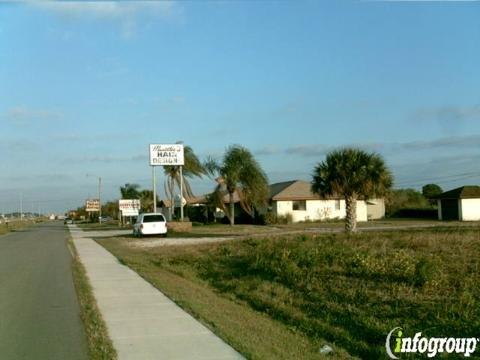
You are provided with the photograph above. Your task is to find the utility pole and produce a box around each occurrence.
[98,176,102,224]
[176,140,184,222]
[179,166,184,221]
[87,174,102,223]
[20,192,23,221]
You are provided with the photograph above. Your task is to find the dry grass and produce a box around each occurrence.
[0,219,41,235]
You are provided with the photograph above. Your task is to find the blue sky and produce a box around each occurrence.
[1,0,479,213]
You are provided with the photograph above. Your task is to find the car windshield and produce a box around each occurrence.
[143,215,165,223]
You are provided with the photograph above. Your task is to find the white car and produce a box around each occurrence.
[133,213,167,237]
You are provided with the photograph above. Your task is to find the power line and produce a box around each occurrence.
[394,171,480,187]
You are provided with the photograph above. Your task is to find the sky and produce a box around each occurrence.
[0,0,479,214]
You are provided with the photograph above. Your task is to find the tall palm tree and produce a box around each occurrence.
[311,148,393,233]
[163,145,206,219]
[205,145,269,225]
[120,183,141,199]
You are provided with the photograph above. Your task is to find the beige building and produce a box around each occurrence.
[366,198,386,220]
[268,180,383,223]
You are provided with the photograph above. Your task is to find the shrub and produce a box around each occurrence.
[263,212,293,225]
[386,188,431,216]
[263,212,277,225]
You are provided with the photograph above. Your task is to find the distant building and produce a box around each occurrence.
[268,180,384,223]
[435,186,480,221]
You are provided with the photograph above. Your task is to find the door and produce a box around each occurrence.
[441,199,459,220]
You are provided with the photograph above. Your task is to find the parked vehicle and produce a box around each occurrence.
[133,213,167,237]
[64,217,74,225]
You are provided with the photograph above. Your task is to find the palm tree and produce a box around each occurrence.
[163,145,206,219]
[120,183,140,199]
[205,145,269,225]
[139,189,158,213]
[311,148,393,233]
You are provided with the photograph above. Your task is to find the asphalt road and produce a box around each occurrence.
[0,221,88,360]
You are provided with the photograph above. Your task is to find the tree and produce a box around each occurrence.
[205,145,269,225]
[163,146,206,220]
[139,190,158,213]
[386,188,430,216]
[422,183,443,205]
[120,183,141,199]
[312,148,393,233]
[101,201,118,219]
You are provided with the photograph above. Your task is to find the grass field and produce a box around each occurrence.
[80,218,473,239]
[98,225,480,359]
[0,219,42,235]
[76,221,129,231]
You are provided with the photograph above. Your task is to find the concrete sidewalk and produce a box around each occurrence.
[69,224,242,360]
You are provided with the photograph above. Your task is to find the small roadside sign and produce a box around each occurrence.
[85,199,100,212]
[119,199,141,216]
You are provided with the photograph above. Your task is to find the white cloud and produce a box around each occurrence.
[29,1,180,38]
[4,105,63,126]
[255,145,281,156]
[62,154,147,164]
[30,1,175,19]
[411,104,480,134]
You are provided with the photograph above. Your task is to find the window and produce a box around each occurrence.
[292,200,306,211]
[335,200,341,210]
[143,215,165,223]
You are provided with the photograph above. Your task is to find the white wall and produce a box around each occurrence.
[460,199,480,221]
[366,199,385,220]
[274,199,368,222]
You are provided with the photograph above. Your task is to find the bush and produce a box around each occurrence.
[390,208,438,219]
[264,212,293,225]
[386,188,431,216]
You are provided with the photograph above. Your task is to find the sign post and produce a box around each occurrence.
[152,166,157,213]
[149,144,184,219]
[179,165,184,221]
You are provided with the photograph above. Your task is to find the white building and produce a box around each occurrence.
[366,198,386,220]
[436,186,480,221]
[269,180,377,223]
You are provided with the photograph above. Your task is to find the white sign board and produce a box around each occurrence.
[149,144,184,166]
[85,199,100,212]
[119,199,141,216]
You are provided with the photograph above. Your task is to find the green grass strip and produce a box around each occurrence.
[70,239,117,360]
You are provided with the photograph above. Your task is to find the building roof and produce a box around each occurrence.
[435,186,480,199]
[183,190,243,205]
[269,180,340,201]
